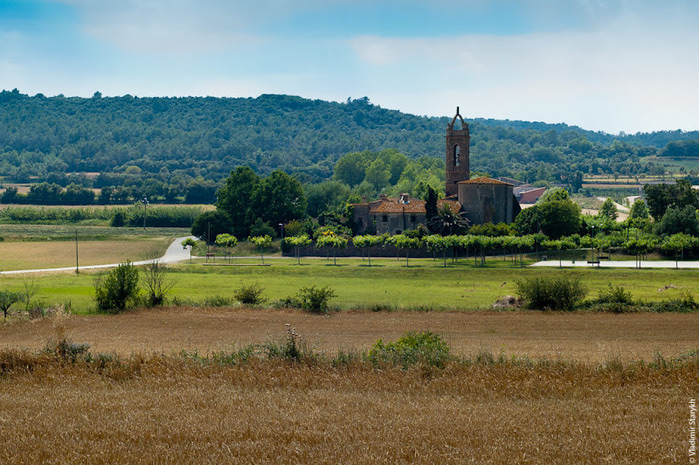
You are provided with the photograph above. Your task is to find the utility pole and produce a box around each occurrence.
[279,223,284,257]
[207,222,211,254]
[142,197,149,230]
[75,228,79,274]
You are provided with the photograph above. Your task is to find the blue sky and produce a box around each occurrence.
[1,0,698,134]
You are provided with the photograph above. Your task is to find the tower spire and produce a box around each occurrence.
[445,106,470,197]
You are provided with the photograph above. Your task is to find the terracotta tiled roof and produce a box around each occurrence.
[370,197,426,213]
[365,197,463,214]
[459,176,512,185]
[517,187,547,204]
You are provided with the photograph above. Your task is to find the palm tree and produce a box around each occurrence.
[428,204,469,236]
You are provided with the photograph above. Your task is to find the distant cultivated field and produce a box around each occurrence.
[0,238,171,270]
[0,223,190,240]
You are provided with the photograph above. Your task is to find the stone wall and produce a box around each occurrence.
[458,182,515,225]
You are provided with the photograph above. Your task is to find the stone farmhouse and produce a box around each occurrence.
[353,108,521,234]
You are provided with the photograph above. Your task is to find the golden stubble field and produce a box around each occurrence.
[0,238,170,270]
[1,308,697,464]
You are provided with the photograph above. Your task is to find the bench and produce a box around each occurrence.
[205,253,215,262]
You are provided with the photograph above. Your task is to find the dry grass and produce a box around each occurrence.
[0,350,694,464]
[0,238,170,270]
[2,307,698,363]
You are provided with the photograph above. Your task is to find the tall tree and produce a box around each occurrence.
[514,189,581,238]
[191,210,233,244]
[333,152,370,187]
[216,166,260,238]
[424,186,439,231]
[653,205,699,236]
[251,170,307,230]
[644,180,699,221]
[598,198,618,221]
[305,180,351,217]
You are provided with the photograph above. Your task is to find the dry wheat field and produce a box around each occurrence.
[0,308,697,464]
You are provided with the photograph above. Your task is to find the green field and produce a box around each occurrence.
[0,224,190,241]
[2,257,696,314]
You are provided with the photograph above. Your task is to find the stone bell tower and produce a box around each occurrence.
[445,107,470,197]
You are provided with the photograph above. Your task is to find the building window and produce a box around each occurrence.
[382,215,388,222]
[410,215,417,223]
[454,145,460,167]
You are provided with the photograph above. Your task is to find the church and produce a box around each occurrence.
[352,108,520,235]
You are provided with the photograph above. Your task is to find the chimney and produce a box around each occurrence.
[399,193,410,204]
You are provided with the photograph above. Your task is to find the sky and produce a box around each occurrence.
[1,0,698,134]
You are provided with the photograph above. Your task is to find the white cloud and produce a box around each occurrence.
[52,0,278,53]
[348,4,699,133]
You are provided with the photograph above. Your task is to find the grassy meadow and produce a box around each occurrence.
[1,256,696,313]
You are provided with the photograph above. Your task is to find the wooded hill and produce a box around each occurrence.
[1,89,698,191]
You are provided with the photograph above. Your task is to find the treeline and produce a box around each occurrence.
[2,89,698,200]
[659,139,699,158]
[0,204,204,228]
[0,179,216,205]
[280,231,699,263]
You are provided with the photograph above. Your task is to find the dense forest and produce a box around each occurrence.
[1,88,698,204]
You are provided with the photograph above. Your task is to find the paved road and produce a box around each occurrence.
[7,236,698,274]
[531,259,699,269]
[0,236,196,275]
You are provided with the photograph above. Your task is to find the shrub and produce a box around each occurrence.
[234,283,266,306]
[367,331,451,369]
[273,296,300,309]
[593,283,634,313]
[203,295,235,307]
[597,283,633,305]
[111,211,125,227]
[94,261,140,314]
[648,292,698,313]
[263,325,312,362]
[0,290,22,320]
[142,260,176,307]
[45,337,91,362]
[368,303,393,312]
[295,286,336,314]
[516,275,587,311]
